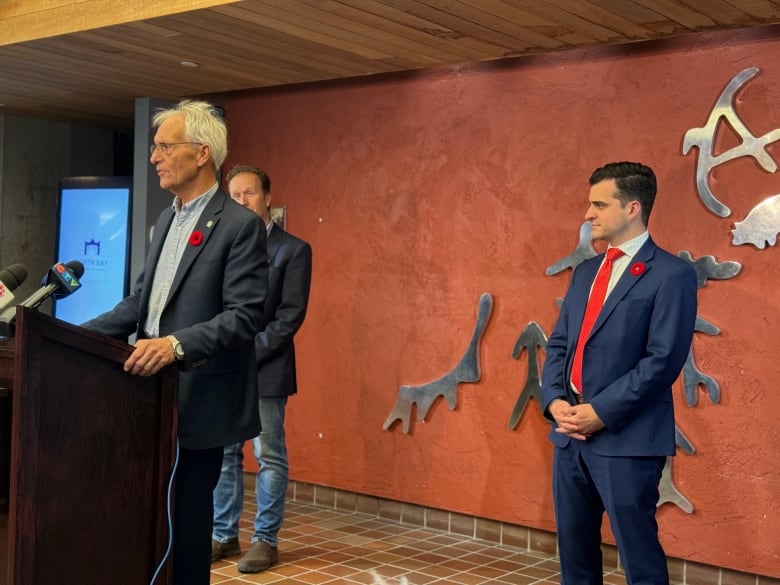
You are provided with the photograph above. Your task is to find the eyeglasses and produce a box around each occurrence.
[149,142,202,155]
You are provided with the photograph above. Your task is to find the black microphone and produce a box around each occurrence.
[0,263,28,311]
[21,260,85,310]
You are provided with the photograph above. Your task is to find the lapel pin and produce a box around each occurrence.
[206,220,214,229]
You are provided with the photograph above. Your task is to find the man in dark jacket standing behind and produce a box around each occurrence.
[211,165,312,573]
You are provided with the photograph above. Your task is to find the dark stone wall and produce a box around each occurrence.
[0,114,124,310]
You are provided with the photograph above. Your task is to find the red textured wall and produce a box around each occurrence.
[226,26,780,577]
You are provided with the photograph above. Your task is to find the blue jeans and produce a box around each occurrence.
[212,396,288,546]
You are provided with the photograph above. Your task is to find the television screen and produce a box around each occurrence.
[54,177,132,325]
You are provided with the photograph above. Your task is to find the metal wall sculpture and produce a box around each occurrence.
[676,251,742,406]
[381,67,776,517]
[683,66,780,248]
[732,194,780,249]
[507,321,547,430]
[382,293,493,433]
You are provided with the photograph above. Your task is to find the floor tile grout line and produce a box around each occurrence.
[212,497,633,585]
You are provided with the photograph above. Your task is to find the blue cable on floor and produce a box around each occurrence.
[149,438,179,585]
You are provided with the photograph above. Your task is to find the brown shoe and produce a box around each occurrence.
[237,540,279,573]
[211,538,241,562]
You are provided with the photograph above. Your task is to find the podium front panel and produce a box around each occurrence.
[6,308,177,585]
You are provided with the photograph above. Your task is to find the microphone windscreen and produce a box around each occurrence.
[65,260,85,279]
[0,263,28,290]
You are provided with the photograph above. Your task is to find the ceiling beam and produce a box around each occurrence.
[0,0,239,46]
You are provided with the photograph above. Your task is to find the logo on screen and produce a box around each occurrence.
[84,239,101,255]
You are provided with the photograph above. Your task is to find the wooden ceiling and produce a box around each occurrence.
[2,0,780,129]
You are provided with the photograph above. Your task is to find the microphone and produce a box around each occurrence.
[0,263,28,311]
[21,260,85,310]
[0,261,84,337]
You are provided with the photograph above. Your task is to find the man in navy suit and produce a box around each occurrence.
[540,162,697,584]
[210,166,312,573]
[83,101,268,585]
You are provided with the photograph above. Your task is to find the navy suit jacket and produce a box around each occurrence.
[540,237,697,456]
[83,190,269,450]
[255,224,312,397]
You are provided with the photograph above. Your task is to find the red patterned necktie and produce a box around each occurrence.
[571,247,625,395]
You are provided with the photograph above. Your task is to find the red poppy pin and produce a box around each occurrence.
[189,230,203,246]
[630,261,645,276]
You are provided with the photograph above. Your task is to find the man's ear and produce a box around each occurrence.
[196,144,212,168]
[627,200,642,220]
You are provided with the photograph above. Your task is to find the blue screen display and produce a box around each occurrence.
[54,178,131,325]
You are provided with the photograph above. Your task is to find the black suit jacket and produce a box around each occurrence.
[83,190,269,449]
[256,223,312,397]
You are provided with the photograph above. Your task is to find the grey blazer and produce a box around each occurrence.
[83,190,269,449]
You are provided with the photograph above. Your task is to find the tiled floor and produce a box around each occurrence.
[210,496,626,585]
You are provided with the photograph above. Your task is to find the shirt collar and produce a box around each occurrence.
[609,231,649,259]
[172,182,219,213]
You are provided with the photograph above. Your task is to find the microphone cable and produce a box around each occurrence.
[149,438,180,585]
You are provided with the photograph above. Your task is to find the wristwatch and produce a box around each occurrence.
[166,335,184,361]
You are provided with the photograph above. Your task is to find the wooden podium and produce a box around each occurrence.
[0,307,177,585]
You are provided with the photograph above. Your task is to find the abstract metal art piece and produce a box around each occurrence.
[676,251,741,406]
[732,193,780,249]
[682,346,720,406]
[545,221,597,276]
[694,316,719,336]
[507,321,547,430]
[676,251,742,288]
[658,427,696,513]
[383,293,493,433]
[658,461,694,513]
[675,426,695,455]
[683,66,780,218]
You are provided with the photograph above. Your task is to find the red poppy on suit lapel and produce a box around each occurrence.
[189,230,203,246]
[630,261,645,276]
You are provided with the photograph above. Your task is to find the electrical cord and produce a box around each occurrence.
[149,439,179,585]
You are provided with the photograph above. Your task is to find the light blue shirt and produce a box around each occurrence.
[144,183,218,337]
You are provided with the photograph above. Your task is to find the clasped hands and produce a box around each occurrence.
[549,399,605,441]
